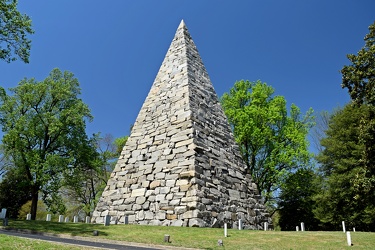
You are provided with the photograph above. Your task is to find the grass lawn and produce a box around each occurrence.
[1,219,375,249]
[0,233,93,250]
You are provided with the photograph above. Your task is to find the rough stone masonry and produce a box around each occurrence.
[92,20,271,229]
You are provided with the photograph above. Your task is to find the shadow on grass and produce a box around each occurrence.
[6,219,109,237]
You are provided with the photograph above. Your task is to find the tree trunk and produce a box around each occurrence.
[30,185,39,220]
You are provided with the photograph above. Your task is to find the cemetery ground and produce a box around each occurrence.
[0,220,375,249]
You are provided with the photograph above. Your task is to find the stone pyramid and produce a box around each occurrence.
[92,20,270,229]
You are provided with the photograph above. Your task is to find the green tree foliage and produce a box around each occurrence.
[221,80,314,204]
[278,168,321,231]
[341,21,375,218]
[63,134,128,216]
[0,0,33,63]
[114,135,128,156]
[0,168,31,218]
[0,144,12,176]
[341,21,375,106]
[0,68,92,220]
[315,104,375,231]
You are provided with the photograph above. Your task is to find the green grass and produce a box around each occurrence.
[0,234,93,250]
[2,219,375,249]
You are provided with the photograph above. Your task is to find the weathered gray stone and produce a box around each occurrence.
[91,20,270,229]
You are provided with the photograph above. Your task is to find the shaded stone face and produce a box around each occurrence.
[92,20,271,229]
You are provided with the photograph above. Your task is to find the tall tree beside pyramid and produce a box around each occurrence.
[92,20,270,229]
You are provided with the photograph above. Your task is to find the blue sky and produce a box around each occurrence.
[1,1,374,150]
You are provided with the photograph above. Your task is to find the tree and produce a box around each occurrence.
[0,0,33,63]
[341,21,375,214]
[62,134,128,216]
[221,80,314,205]
[341,21,375,106]
[0,68,92,220]
[310,111,330,154]
[315,104,375,231]
[0,144,12,177]
[278,168,321,231]
[0,168,31,218]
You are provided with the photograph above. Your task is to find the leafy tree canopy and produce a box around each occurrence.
[341,21,375,106]
[0,68,93,219]
[221,80,314,204]
[315,104,375,231]
[0,0,33,63]
[341,21,375,209]
[278,168,321,231]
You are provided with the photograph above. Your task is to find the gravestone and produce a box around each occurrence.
[74,216,79,223]
[26,214,31,220]
[104,215,111,226]
[92,20,270,229]
[58,215,64,223]
[46,214,51,221]
[65,217,69,223]
[85,216,90,224]
[0,208,6,219]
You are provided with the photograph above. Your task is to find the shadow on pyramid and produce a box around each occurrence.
[92,20,270,229]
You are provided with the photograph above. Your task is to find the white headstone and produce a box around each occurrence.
[346,231,352,246]
[58,215,64,223]
[26,214,31,220]
[64,217,69,223]
[296,226,299,231]
[46,214,51,221]
[238,219,242,230]
[301,222,305,231]
[342,221,346,233]
[264,222,268,231]
[73,216,79,223]
[224,223,228,237]
[0,208,6,219]
[104,214,111,226]
[353,227,356,232]
[85,216,90,223]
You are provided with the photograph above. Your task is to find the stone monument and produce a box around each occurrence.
[92,20,270,229]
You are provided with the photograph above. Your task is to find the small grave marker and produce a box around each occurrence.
[58,215,64,223]
[46,214,51,221]
[164,234,170,243]
[0,208,7,219]
[342,221,346,233]
[238,219,242,230]
[73,216,78,223]
[104,214,111,226]
[296,226,299,231]
[301,222,305,231]
[64,217,69,223]
[264,222,268,231]
[26,214,31,220]
[85,216,90,223]
[346,231,352,246]
[224,223,228,237]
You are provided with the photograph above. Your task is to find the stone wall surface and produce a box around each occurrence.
[92,20,271,229]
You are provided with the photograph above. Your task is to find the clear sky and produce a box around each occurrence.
[1,1,374,147]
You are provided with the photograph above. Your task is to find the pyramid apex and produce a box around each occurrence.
[178,19,186,29]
